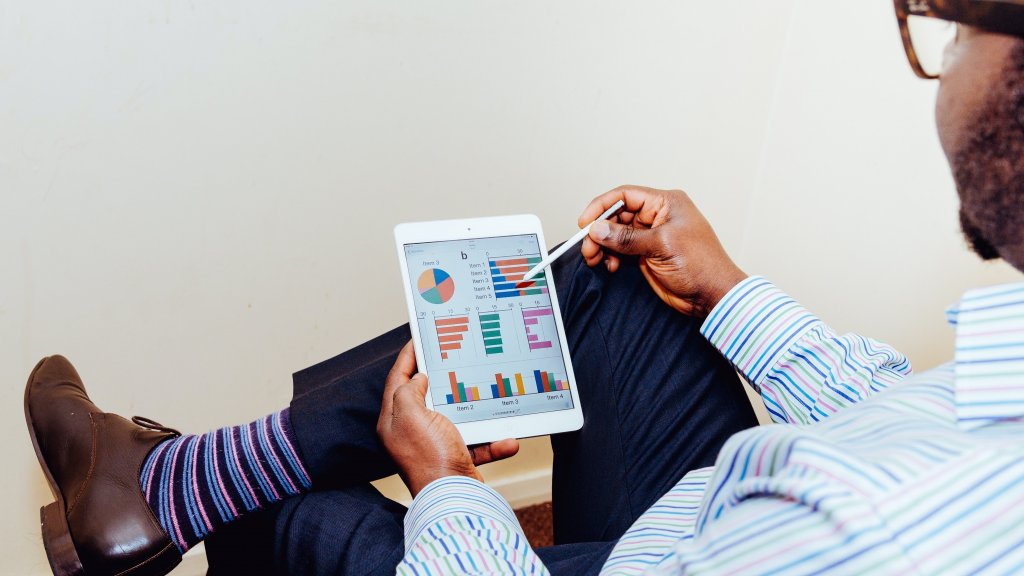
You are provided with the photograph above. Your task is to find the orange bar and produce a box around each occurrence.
[541,371,551,392]
[435,317,470,327]
[496,265,530,274]
[436,325,469,335]
[493,258,530,267]
[449,372,460,404]
[471,388,480,401]
[515,373,525,396]
[494,373,505,398]
[440,343,461,351]
[437,334,464,343]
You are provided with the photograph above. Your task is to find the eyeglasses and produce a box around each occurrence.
[894,0,1024,79]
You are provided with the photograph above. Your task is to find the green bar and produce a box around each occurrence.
[458,383,467,403]
[503,377,513,397]
[530,278,547,287]
[483,335,503,344]
[479,313,500,322]
[485,346,503,354]
[547,373,555,392]
[521,288,544,296]
[526,257,541,264]
[480,321,501,330]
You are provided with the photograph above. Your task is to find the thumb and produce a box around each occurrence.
[394,373,430,413]
[589,220,659,257]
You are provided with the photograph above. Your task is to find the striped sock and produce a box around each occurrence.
[139,408,312,553]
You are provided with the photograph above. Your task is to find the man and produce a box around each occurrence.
[24,1,1024,574]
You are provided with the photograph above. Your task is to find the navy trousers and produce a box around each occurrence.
[205,250,758,575]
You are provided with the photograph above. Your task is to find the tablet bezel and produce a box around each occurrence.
[394,214,584,446]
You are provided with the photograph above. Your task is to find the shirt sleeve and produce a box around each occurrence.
[398,476,549,576]
[700,277,913,425]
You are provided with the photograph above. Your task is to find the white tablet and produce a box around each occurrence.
[394,214,584,445]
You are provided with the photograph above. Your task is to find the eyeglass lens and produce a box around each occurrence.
[907,16,959,77]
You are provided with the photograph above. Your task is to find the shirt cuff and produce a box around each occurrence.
[403,475,523,551]
[700,276,823,385]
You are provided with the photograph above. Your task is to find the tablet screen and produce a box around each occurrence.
[403,234,575,424]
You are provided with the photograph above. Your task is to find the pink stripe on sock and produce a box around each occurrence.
[247,424,280,500]
[144,439,171,497]
[212,428,238,517]
[230,429,260,508]
[191,436,213,531]
[262,415,298,494]
[167,438,188,551]
[274,411,311,484]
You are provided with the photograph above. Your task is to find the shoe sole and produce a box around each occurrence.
[24,357,86,576]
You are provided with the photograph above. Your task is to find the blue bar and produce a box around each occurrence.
[446,394,454,404]
[495,291,518,299]
[491,384,500,398]
[534,370,544,394]
[493,282,521,291]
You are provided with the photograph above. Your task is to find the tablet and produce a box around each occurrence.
[394,215,584,445]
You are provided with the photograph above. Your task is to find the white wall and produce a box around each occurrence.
[1,0,1017,573]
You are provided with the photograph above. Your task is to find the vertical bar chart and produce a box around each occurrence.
[533,369,569,393]
[445,372,481,404]
[522,307,554,351]
[478,312,504,355]
[489,255,549,299]
[435,315,470,360]
[491,370,563,398]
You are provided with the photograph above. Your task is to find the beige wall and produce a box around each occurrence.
[2,0,1018,573]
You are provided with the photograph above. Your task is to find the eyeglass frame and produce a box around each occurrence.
[895,0,1024,79]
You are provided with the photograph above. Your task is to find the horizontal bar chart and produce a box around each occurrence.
[479,312,504,355]
[489,256,549,299]
[435,315,470,360]
[522,307,554,351]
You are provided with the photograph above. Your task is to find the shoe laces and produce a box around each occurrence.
[131,416,182,437]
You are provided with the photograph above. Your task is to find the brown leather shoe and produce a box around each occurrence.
[25,356,183,576]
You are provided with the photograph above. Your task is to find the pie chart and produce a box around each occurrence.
[417,268,455,305]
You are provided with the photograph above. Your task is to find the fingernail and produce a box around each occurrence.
[590,220,611,240]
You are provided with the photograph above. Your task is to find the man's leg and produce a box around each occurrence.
[549,252,758,544]
[205,485,406,575]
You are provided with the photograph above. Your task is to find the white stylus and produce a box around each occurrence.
[521,199,626,282]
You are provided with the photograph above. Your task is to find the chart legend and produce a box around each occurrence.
[489,256,549,299]
[435,315,470,360]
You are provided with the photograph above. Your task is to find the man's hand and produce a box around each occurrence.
[580,185,748,317]
[377,342,520,497]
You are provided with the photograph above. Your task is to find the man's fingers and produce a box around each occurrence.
[578,185,662,228]
[382,341,418,415]
[393,372,430,411]
[469,438,520,466]
[588,219,660,257]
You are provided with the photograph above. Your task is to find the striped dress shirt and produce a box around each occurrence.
[397,277,1024,575]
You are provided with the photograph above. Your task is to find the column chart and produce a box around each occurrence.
[445,371,481,404]
[489,255,549,299]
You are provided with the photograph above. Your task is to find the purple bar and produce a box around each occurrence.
[522,308,553,318]
[529,341,553,350]
[527,334,539,342]
[524,318,539,325]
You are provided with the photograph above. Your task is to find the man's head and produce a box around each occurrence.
[936,26,1024,267]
